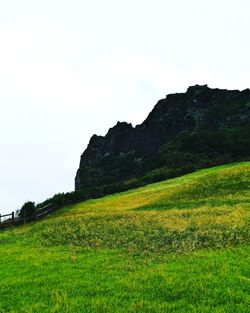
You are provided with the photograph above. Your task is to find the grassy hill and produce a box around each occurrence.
[0,162,249,312]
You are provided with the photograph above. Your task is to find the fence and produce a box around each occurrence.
[0,204,59,229]
[0,212,15,224]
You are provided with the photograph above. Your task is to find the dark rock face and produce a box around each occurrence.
[75,85,250,191]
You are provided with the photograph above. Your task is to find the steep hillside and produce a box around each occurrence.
[0,163,249,312]
[75,85,250,196]
[23,162,250,253]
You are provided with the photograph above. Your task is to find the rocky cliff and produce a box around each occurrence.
[75,85,250,192]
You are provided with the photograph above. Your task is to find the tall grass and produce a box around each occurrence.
[20,162,249,256]
[0,162,249,312]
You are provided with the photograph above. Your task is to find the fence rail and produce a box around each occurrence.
[0,203,61,229]
[0,212,15,224]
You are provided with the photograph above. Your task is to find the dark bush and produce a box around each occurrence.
[19,201,36,218]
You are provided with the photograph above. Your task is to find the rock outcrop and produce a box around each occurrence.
[75,85,250,192]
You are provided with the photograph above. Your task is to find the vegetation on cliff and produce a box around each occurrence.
[75,85,250,198]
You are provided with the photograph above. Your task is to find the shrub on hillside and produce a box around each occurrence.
[19,201,36,218]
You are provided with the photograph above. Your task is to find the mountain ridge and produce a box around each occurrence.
[75,84,250,193]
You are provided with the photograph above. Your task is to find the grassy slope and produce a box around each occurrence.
[0,162,249,312]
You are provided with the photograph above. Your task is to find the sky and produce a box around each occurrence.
[1,0,250,214]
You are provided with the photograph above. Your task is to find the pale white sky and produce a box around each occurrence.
[1,0,250,214]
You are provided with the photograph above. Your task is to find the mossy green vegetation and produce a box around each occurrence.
[75,85,250,195]
[0,162,249,312]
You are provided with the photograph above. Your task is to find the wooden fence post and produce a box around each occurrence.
[12,212,14,224]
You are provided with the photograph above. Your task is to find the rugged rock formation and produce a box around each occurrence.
[75,85,250,192]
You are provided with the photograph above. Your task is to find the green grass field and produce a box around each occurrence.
[0,162,249,312]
